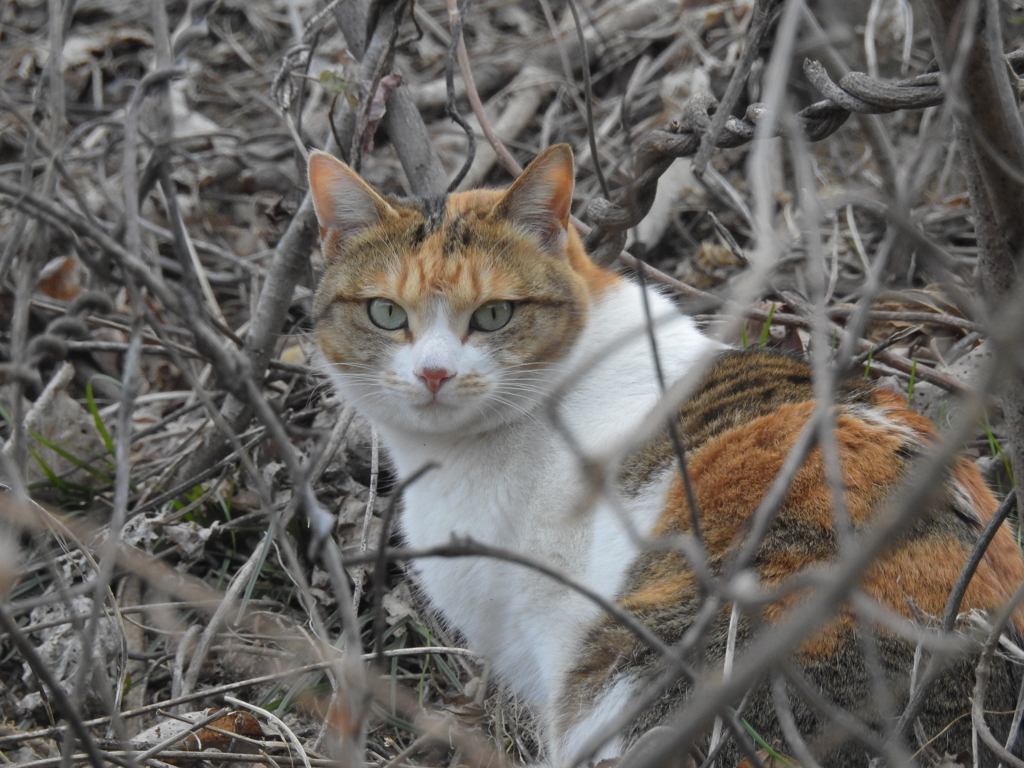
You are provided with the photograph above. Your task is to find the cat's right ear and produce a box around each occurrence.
[308,151,394,238]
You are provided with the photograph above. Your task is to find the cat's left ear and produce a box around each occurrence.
[308,150,395,238]
[493,144,574,252]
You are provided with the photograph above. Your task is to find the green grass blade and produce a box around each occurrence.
[863,347,874,378]
[758,303,777,348]
[28,428,114,485]
[86,379,115,454]
[740,718,793,766]
[29,448,69,490]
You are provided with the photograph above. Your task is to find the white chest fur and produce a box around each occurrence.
[371,281,717,712]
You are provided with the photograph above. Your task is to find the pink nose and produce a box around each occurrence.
[419,367,454,393]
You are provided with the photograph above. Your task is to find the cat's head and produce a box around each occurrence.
[308,145,619,436]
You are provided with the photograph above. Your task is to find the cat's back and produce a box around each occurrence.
[562,348,1024,766]
[644,348,1022,606]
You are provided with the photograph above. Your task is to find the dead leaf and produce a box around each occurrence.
[162,520,218,562]
[279,340,307,365]
[359,73,403,154]
[382,581,414,625]
[128,708,264,752]
[38,256,84,301]
[61,25,153,68]
[18,597,120,714]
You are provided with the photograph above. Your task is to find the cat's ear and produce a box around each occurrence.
[493,144,574,252]
[308,150,394,237]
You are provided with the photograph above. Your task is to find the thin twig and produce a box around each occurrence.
[444,0,522,179]
[351,426,379,610]
[972,579,1024,768]
[444,0,477,191]
[563,0,609,199]
[223,696,313,768]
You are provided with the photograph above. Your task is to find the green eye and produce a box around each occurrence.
[367,298,408,330]
[470,301,513,332]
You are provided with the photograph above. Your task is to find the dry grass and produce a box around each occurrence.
[1,0,1023,766]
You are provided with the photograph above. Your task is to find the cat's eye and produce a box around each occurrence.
[367,298,408,330]
[470,301,513,332]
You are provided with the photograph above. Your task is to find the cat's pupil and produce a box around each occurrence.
[470,300,513,332]
[367,298,407,330]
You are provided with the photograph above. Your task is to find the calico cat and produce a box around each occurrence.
[307,144,1024,767]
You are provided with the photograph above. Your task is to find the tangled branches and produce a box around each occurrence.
[2,0,1024,765]
[583,54,1020,266]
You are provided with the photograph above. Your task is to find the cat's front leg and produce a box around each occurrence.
[610,726,680,768]
[546,674,640,767]
[546,722,678,768]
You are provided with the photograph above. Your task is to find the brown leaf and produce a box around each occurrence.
[128,709,264,753]
[360,73,404,155]
[38,256,83,302]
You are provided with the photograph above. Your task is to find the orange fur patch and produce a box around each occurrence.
[621,570,697,613]
[655,400,908,542]
[643,389,1024,640]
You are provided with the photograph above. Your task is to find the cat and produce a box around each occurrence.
[307,144,1024,767]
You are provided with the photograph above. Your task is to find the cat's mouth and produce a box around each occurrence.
[414,390,453,408]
